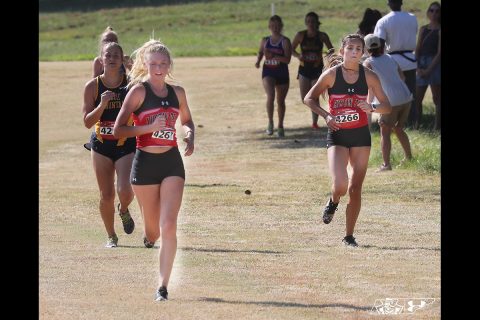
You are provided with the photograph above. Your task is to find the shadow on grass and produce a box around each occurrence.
[370,114,438,132]
[185,183,240,188]
[254,126,328,149]
[198,297,371,311]
[181,246,284,254]
[362,245,440,251]
[116,245,158,249]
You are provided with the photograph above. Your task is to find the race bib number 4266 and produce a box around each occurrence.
[335,113,359,123]
[152,130,175,141]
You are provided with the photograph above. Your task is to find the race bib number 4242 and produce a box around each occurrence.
[152,130,175,141]
[335,113,359,123]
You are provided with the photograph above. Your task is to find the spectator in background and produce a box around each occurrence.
[415,2,441,130]
[357,8,382,37]
[363,34,413,171]
[374,0,418,128]
[292,11,334,129]
[255,15,292,138]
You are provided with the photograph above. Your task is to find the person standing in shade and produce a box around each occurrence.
[374,0,418,127]
[255,15,292,137]
[415,2,441,130]
[82,42,136,248]
[363,34,413,171]
[303,34,391,247]
[114,40,195,301]
[292,11,334,129]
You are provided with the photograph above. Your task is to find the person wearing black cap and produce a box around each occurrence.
[363,34,413,172]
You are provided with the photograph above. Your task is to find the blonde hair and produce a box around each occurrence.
[98,26,118,55]
[128,40,174,89]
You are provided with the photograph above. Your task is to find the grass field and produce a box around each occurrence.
[39,57,440,319]
[39,0,434,60]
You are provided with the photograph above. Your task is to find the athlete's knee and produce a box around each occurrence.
[348,183,363,197]
[116,184,134,199]
[99,190,115,203]
[160,219,177,239]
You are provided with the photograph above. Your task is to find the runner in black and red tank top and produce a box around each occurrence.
[303,34,392,247]
[255,15,292,137]
[82,42,136,248]
[292,12,334,129]
[113,40,195,302]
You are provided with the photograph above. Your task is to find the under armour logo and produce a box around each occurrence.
[347,88,355,93]
[161,101,170,106]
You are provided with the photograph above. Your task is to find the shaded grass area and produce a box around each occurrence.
[369,109,440,173]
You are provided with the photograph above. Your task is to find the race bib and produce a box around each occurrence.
[304,53,319,62]
[335,113,359,124]
[152,130,175,141]
[264,59,279,66]
[99,121,115,137]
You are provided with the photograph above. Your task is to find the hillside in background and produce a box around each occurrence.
[39,0,433,61]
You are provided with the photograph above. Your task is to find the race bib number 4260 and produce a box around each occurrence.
[335,113,359,123]
[152,130,175,141]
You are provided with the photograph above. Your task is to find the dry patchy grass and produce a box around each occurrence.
[40,57,440,319]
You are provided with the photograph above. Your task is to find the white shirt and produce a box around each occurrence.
[374,11,418,71]
[365,54,412,107]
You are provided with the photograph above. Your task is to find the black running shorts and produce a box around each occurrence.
[326,125,371,148]
[130,147,185,185]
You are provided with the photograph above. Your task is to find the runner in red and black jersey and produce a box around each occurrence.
[303,34,392,247]
[82,42,136,248]
[114,40,195,302]
[292,11,334,129]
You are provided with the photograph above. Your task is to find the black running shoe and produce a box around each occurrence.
[118,203,135,234]
[323,198,338,224]
[143,236,155,248]
[155,286,168,301]
[342,235,358,247]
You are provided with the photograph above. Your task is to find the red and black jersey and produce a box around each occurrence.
[132,82,180,148]
[93,75,132,145]
[327,65,369,129]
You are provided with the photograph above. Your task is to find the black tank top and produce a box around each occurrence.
[328,64,368,96]
[94,74,128,122]
[327,64,369,129]
[419,27,439,57]
[92,74,130,143]
[300,31,324,68]
[132,82,180,148]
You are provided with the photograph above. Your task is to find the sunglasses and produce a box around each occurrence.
[428,8,440,13]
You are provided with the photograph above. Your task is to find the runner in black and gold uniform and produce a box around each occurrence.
[292,12,333,129]
[82,42,136,248]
